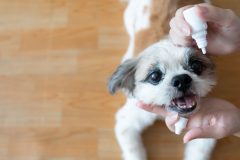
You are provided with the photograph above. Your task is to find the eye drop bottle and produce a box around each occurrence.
[175,117,188,135]
[183,6,208,54]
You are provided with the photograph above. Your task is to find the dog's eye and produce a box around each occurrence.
[190,60,205,75]
[146,70,162,85]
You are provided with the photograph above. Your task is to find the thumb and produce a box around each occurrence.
[183,127,214,143]
[196,4,236,27]
[165,112,179,132]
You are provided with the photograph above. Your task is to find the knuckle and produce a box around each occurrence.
[225,9,237,26]
[169,18,175,28]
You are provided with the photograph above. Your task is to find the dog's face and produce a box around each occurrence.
[109,40,216,116]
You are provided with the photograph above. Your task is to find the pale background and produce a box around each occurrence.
[0,0,239,160]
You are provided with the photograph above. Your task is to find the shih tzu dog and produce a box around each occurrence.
[108,0,216,160]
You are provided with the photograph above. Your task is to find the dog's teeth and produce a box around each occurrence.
[186,104,193,108]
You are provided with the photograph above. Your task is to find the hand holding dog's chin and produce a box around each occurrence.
[137,102,168,117]
[169,3,240,55]
[183,98,240,143]
[138,98,240,143]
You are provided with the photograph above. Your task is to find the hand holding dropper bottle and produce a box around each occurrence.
[174,7,209,135]
[183,6,208,54]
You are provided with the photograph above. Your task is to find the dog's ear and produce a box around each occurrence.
[108,58,138,95]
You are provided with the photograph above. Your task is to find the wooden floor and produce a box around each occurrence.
[0,0,239,160]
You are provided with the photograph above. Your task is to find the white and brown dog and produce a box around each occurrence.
[108,0,216,160]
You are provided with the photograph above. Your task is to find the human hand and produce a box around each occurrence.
[138,98,240,143]
[169,3,240,55]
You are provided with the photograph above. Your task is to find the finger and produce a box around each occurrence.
[174,5,193,36]
[169,29,194,47]
[196,3,237,27]
[137,102,167,116]
[165,113,179,132]
[169,18,191,38]
[183,127,214,143]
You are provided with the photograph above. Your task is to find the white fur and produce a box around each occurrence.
[115,1,216,160]
[184,138,216,160]
[115,98,158,160]
[122,0,152,62]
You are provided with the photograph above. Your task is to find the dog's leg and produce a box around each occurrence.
[121,0,152,63]
[184,138,216,160]
[115,99,158,160]
[121,6,133,62]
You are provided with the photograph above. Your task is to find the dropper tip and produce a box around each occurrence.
[201,48,206,54]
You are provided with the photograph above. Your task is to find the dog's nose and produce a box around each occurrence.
[171,74,192,92]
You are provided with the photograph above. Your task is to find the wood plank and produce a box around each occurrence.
[0,0,239,159]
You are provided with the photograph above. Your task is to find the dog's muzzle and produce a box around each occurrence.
[170,95,197,114]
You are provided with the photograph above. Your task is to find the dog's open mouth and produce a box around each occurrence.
[170,95,198,114]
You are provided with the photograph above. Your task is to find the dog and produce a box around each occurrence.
[108,0,216,160]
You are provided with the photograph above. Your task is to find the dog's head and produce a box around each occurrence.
[108,39,216,116]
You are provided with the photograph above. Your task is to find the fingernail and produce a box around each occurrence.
[183,139,188,144]
[183,136,189,144]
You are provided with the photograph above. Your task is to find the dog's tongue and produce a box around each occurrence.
[174,95,196,108]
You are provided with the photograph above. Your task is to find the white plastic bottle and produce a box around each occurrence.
[183,6,208,54]
[175,117,188,135]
